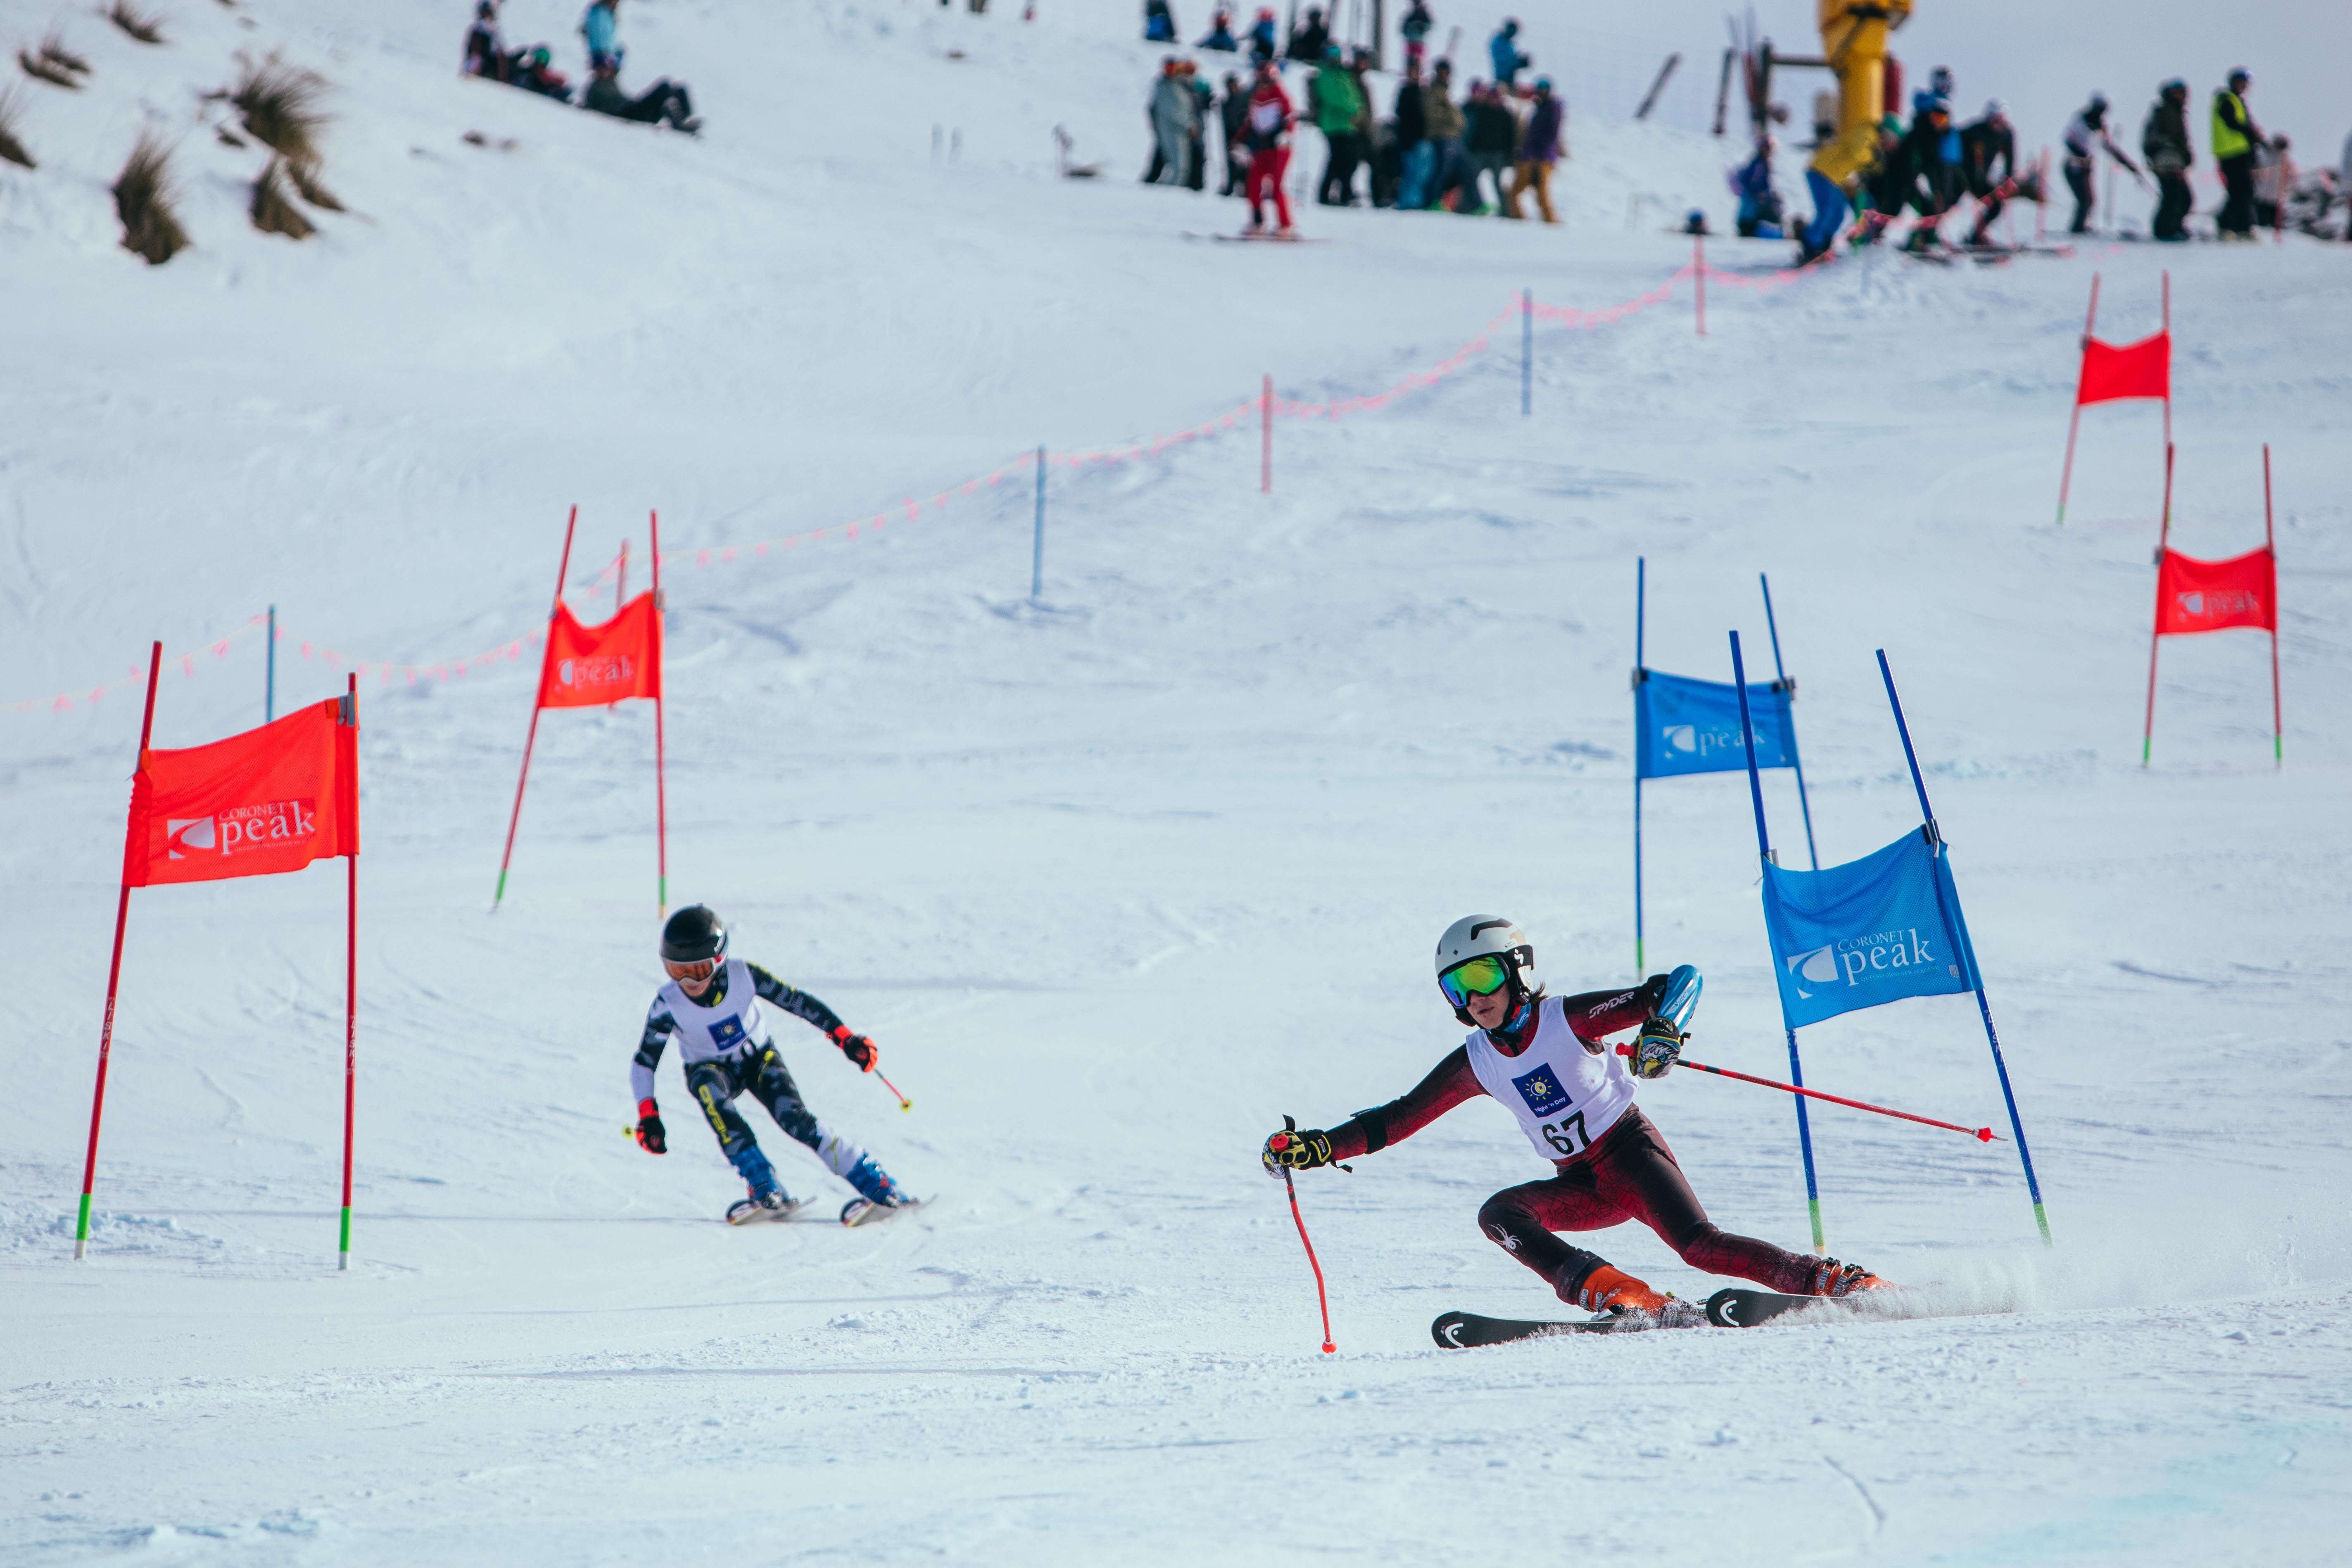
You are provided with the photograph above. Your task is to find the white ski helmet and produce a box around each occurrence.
[1434,914,1536,1026]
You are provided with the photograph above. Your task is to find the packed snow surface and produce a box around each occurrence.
[5,2,2351,1564]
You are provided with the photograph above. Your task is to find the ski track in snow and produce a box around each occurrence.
[5,1,2352,1564]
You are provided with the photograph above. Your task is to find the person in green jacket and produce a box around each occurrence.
[2212,69,2264,238]
[1312,44,1367,204]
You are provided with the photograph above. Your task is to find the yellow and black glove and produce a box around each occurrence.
[1262,1121,1334,1178]
[1630,1017,1684,1080]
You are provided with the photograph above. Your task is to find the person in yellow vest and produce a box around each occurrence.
[2212,69,2265,238]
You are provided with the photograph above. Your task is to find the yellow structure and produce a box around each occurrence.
[1808,0,1912,188]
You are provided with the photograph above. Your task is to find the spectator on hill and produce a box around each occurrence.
[1313,44,1367,205]
[2252,135,2291,230]
[1240,59,1297,235]
[1418,59,1467,209]
[2141,80,2193,241]
[1184,61,1213,191]
[1246,7,1277,63]
[512,44,572,102]
[1464,80,1519,214]
[2063,91,2139,234]
[1732,135,1784,237]
[580,0,620,70]
[1196,8,1237,51]
[583,57,697,132]
[1507,76,1562,223]
[1143,0,1176,44]
[2211,70,2263,238]
[464,2,508,79]
[1400,2,1433,78]
[1393,63,1433,208]
[1148,57,1199,186]
[1897,96,1959,246]
[1287,6,1329,64]
[1958,100,2025,246]
[1219,71,1251,194]
[1488,19,1530,90]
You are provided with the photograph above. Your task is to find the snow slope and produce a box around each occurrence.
[5,2,2352,1564]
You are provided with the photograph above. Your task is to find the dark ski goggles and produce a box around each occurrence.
[663,957,720,986]
[1439,954,1513,1009]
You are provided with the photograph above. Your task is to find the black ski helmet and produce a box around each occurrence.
[660,905,728,965]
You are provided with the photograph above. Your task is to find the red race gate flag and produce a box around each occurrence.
[123,696,359,886]
[537,592,663,709]
[2155,546,2276,634]
[2076,331,2171,405]
[81,657,363,1270]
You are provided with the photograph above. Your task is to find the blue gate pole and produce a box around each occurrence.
[1734,630,1827,1254]
[1520,289,1532,418]
[1632,559,1646,976]
[1877,649,2053,1246]
[265,604,276,722]
[1759,573,1819,870]
[1031,444,1045,600]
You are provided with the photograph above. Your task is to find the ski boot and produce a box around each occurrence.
[838,1157,917,1227]
[1807,1257,1892,1296]
[726,1185,808,1225]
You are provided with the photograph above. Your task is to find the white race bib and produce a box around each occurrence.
[656,957,776,1066]
[1465,995,1638,1162]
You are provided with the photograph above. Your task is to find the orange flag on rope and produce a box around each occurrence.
[123,696,359,887]
[2077,332,2170,405]
[2155,546,2276,635]
[537,592,663,709]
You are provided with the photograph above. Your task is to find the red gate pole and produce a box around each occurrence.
[651,508,668,917]
[2055,273,2100,525]
[616,538,628,618]
[2143,451,2171,769]
[1260,374,1273,494]
[74,639,163,1261]
[2160,270,2172,456]
[340,671,359,1271]
[2265,444,2282,767]
[1694,231,1706,337]
[493,506,578,910]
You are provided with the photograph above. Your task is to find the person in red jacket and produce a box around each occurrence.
[1263,915,1887,1324]
[1239,59,1297,235]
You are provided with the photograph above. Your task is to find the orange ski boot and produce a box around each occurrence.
[1571,1264,1672,1314]
[1809,1257,1893,1297]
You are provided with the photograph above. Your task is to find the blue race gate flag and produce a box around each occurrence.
[1760,829,1981,1030]
[1635,670,1798,779]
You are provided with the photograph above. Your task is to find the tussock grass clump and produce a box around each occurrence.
[19,32,92,89]
[0,86,33,167]
[286,157,341,211]
[107,2,166,44]
[250,156,313,238]
[230,54,327,169]
[113,133,188,263]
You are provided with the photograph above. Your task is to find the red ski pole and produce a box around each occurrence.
[1268,1117,1337,1354]
[874,1067,912,1113]
[1618,1045,2003,1142]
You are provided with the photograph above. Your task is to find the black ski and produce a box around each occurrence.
[1704,1287,1884,1327]
[1432,1310,1614,1348]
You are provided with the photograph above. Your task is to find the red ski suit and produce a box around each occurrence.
[1325,984,1829,1302]
[1240,76,1295,230]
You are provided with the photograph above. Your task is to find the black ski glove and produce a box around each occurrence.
[829,1025,877,1071]
[1262,1123,1334,1177]
[1630,1017,1683,1080]
[635,1099,666,1154]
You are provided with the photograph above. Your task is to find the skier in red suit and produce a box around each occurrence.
[1264,915,1888,1324]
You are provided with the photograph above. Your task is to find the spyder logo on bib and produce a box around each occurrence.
[1513,1064,1571,1117]
[709,1014,748,1050]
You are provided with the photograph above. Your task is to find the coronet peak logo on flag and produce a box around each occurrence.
[556,653,637,691]
[215,800,318,857]
[1513,1064,1571,1117]
[1787,926,1959,1001]
[165,817,216,859]
[1660,721,1746,760]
